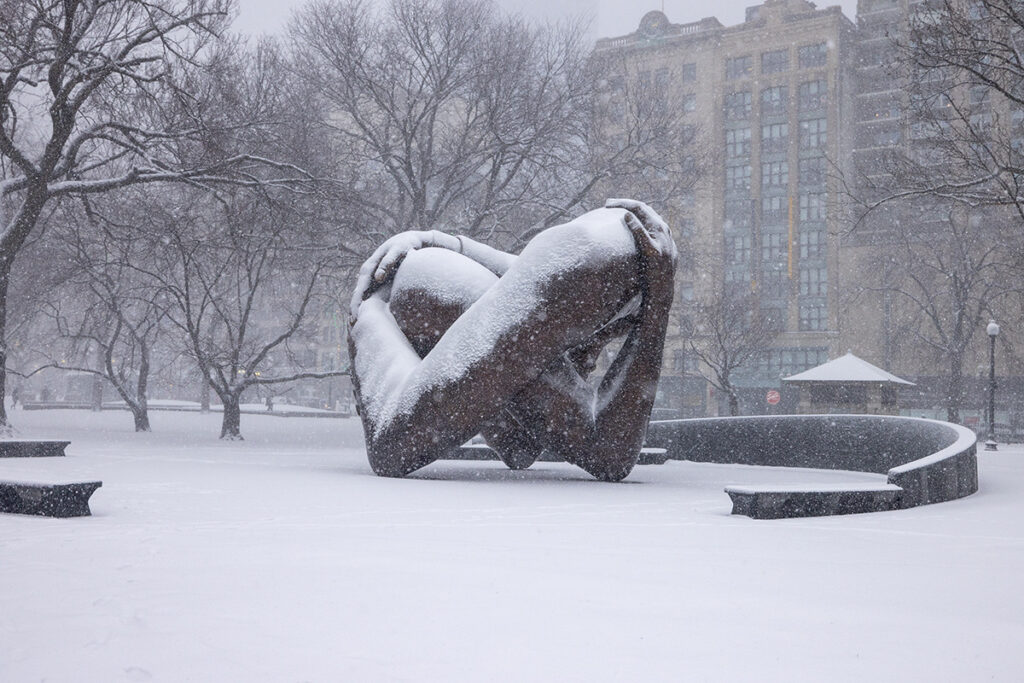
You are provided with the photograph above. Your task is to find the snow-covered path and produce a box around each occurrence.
[1,409,1021,682]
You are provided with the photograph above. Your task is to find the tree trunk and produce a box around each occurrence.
[134,344,151,432]
[728,390,740,417]
[91,373,104,411]
[200,374,211,413]
[132,407,151,432]
[946,356,964,424]
[220,394,243,440]
[0,262,11,435]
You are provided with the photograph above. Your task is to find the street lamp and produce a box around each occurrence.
[986,319,1000,451]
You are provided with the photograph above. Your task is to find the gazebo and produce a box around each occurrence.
[782,352,914,415]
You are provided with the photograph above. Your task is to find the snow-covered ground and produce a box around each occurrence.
[1,409,1021,682]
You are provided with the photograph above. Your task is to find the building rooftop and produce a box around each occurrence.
[594,0,849,50]
[783,352,915,385]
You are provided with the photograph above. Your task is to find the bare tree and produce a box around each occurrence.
[289,0,699,254]
[0,0,307,431]
[864,206,1010,422]
[890,0,1024,216]
[290,0,582,239]
[852,0,1024,223]
[686,290,783,417]
[139,190,347,439]
[36,200,171,431]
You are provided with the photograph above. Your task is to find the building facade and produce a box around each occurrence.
[595,0,856,416]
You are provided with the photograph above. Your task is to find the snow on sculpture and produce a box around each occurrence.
[347,199,677,481]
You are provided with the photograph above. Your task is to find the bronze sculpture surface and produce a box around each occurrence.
[348,199,677,481]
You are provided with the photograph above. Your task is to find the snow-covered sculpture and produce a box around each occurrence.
[348,199,677,481]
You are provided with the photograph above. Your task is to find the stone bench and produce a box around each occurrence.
[725,483,903,520]
[0,441,70,458]
[0,480,102,517]
[646,415,978,519]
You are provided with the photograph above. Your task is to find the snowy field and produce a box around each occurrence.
[1,409,1022,682]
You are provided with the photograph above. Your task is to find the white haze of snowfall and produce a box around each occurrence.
[2,409,1022,682]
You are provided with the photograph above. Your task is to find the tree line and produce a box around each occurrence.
[0,0,694,438]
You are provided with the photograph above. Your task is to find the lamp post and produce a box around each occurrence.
[986,319,1000,451]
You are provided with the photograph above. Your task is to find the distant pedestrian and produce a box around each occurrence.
[266,395,274,412]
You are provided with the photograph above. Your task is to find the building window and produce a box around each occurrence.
[725,163,752,190]
[761,122,789,154]
[762,160,789,188]
[969,85,989,106]
[761,85,788,116]
[654,67,670,90]
[725,127,751,157]
[799,301,828,330]
[800,117,827,149]
[725,91,752,120]
[799,229,824,258]
[864,99,900,121]
[761,49,789,74]
[725,199,753,228]
[798,79,828,111]
[799,267,828,296]
[726,55,753,80]
[682,93,697,112]
[798,157,826,187]
[726,234,752,264]
[762,195,788,224]
[870,127,902,147]
[673,348,699,373]
[969,112,993,133]
[681,62,697,82]
[777,347,829,372]
[799,193,827,221]
[725,267,752,295]
[761,306,786,331]
[798,42,828,69]
[762,232,787,261]
[760,268,788,299]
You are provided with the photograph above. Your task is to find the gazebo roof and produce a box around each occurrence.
[782,352,915,386]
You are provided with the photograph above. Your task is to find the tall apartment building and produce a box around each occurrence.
[845,0,1024,424]
[843,0,914,373]
[595,0,856,416]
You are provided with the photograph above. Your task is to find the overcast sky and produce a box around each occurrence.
[234,0,860,41]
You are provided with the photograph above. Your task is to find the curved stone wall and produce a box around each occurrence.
[645,415,978,518]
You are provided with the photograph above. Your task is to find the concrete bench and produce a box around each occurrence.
[646,415,978,519]
[725,483,903,519]
[0,480,102,517]
[0,441,70,458]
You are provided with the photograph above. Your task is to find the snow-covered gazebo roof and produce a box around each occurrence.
[782,352,915,386]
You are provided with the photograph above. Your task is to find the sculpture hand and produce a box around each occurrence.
[349,230,460,319]
[607,198,678,301]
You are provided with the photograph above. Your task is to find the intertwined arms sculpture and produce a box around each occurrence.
[348,199,677,481]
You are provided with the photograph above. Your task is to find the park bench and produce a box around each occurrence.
[0,440,70,458]
[724,483,904,519]
[0,440,101,517]
[0,480,102,517]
